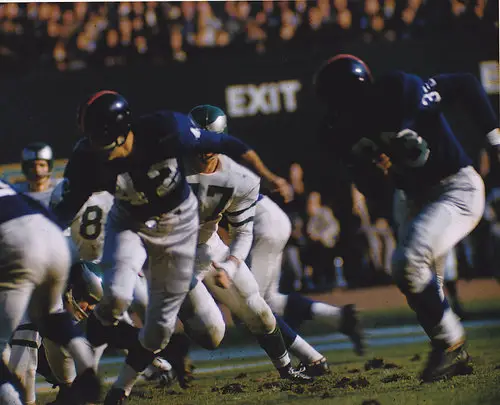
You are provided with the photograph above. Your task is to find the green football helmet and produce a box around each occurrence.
[188,104,228,134]
[66,260,104,321]
[188,105,228,165]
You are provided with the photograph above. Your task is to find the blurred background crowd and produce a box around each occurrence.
[0,0,498,72]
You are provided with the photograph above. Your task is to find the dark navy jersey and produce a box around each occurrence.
[321,71,497,199]
[0,179,59,225]
[53,110,250,225]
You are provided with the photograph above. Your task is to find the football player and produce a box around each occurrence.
[189,105,365,368]
[8,142,66,405]
[181,129,312,380]
[51,90,295,404]
[13,142,62,206]
[313,54,499,382]
[0,179,101,405]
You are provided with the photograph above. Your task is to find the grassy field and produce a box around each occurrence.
[37,298,500,405]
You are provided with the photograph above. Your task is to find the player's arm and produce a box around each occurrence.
[50,158,93,229]
[424,73,500,153]
[176,113,292,202]
[225,180,260,265]
[213,180,260,283]
[196,132,292,203]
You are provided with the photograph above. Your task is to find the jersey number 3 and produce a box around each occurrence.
[80,205,103,240]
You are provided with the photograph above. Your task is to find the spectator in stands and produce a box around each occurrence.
[304,191,340,291]
[170,24,187,62]
[281,163,314,293]
[0,1,497,70]
[483,187,500,281]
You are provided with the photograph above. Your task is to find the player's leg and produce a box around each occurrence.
[391,167,484,382]
[0,286,34,405]
[86,215,150,403]
[127,272,149,327]
[7,315,41,405]
[0,216,53,405]
[274,315,329,376]
[203,237,311,383]
[41,338,76,404]
[252,197,364,354]
[442,248,466,319]
[105,193,198,403]
[28,216,100,402]
[92,209,148,330]
[178,279,226,350]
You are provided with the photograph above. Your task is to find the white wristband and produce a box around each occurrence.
[486,128,500,146]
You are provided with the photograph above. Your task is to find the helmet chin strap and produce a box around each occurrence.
[91,132,128,151]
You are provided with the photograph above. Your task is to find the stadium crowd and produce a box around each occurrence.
[0,0,498,71]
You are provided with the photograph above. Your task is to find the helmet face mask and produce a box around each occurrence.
[67,261,104,321]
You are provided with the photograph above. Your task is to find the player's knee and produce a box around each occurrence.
[261,221,291,250]
[0,362,25,405]
[266,293,288,316]
[140,323,173,353]
[104,289,134,321]
[392,246,432,294]
[192,324,225,351]
[244,294,276,335]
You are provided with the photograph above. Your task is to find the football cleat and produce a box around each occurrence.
[68,368,101,405]
[103,387,128,405]
[278,363,314,383]
[339,304,366,356]
[420,342,472,383]
[297,357,331,377]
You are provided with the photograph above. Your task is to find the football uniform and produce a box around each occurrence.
[182,154,273,347]
[322,71,489,351]
[8,178,63,404]
[0,180,96,405]
[53,110,249,353]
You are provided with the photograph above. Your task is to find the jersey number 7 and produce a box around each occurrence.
[189,183,234,221]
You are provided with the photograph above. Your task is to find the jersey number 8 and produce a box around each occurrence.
[79,205,103,240]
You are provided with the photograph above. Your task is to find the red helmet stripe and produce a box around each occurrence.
[79,90,118,132]
[86,90,118,107]
[327,54,373,80]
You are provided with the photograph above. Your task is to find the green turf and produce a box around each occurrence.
[37,322,500,405]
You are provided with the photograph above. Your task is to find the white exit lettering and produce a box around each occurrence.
[225,80,302,118]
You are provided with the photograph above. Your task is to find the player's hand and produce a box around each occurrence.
[375,153,393,175]
[213,269,231,289]
[212,258,239,289]
[270,176,294,203]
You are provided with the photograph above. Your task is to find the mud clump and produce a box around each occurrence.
[335,376,370,389]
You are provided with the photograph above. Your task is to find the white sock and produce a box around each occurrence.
[311,302,342,328]
[271,352,291,369]
[289,335,323,364]
[433,308,465,349]
[66,337,94,374]
[114,364,140,396]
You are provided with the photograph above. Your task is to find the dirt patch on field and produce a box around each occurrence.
[304,279,500,311]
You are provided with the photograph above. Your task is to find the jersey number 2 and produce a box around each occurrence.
[80,205,103,240]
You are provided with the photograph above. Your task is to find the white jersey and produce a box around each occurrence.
[13,178,62,207]
[185,155,260,261]
[51,181,114,262]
